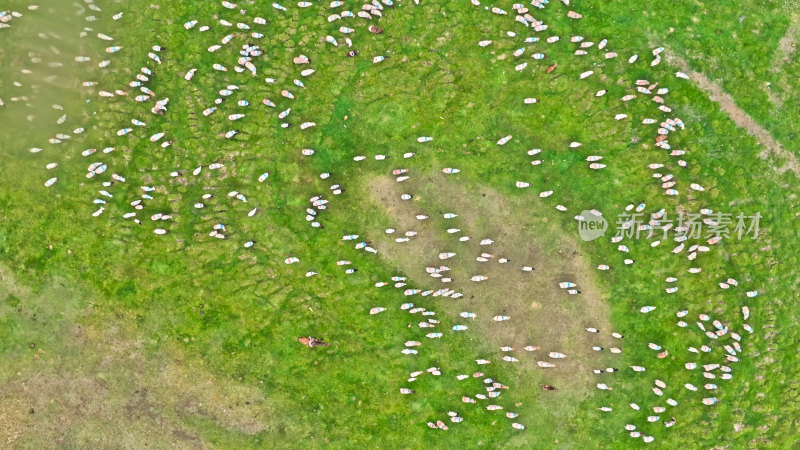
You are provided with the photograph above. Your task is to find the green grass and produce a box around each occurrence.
[0,0,798,448]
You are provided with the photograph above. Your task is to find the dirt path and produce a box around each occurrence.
[664,52,800,177]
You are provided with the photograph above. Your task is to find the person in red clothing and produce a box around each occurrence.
[298,336,329,348]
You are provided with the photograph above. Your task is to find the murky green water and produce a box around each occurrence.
[1,1,100,163]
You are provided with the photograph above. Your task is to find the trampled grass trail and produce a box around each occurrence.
[663,51,800,176]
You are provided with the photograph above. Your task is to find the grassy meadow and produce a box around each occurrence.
[0,0,798,448]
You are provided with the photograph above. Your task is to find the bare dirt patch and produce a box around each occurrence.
[367,173,615,393]
[765,18,799,108]
[774,20,799,72]
[0,397,27,447]
[0,265,31,299]
[0,270,273,448]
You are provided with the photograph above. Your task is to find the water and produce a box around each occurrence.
[0,1,98,171]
